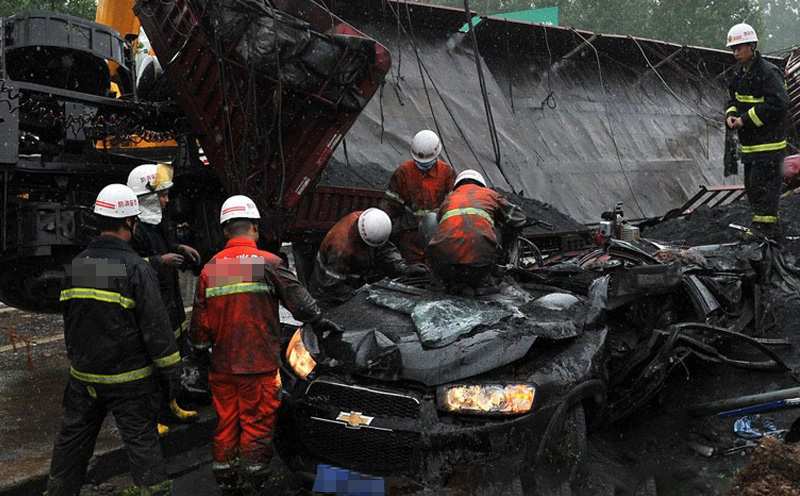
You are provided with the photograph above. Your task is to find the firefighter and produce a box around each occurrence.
[309,208,429,308]
[426,170,526,289]
[381,130,456,264]
[47,184,181,496]
[725,23,789,238]
[189,195,341,492]
[127,164,200,427]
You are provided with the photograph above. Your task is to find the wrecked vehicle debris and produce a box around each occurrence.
[275,232,796,493]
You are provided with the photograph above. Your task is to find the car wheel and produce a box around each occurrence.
[530,402,587,495]
[634,476,657,496]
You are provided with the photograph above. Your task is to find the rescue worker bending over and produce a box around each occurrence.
[724,23,789,238]
[189,195,340,492]
[309,208,429,308]
[48,184,181,496]
[426,170,526,289]
[381,130,455,264]
[127,163,200,428]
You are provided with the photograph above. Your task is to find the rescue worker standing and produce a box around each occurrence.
[725,23,789,237]
[309,208,429,308]
[48,184,180,496]
[426,170,526,289]
[127,164,200,427]
[381,130,455,264]
[189,195,340,492]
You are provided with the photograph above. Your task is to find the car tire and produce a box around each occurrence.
[529,402,588,495]
[634,476,657,496]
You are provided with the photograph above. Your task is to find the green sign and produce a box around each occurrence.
[460,6,559,32]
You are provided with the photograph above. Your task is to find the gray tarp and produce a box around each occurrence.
[329,2,752,223]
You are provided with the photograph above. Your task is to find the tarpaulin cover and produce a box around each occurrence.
[322,1,776,223]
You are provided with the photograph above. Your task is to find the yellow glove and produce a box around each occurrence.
[169,399,199,422]
[157,423,170,436]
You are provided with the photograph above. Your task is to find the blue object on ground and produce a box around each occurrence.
[312,464,386,496]
[733,414,781,440]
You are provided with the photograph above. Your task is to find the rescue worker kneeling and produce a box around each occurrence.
[426,170,526,289]
[309,208,429,308]
[189,195,340,492]
[48,184,180,496]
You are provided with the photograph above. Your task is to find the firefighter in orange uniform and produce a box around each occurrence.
[381,130,455,264]
[426,170,526,288]
[309,208,429,308]
[189,195,340,492]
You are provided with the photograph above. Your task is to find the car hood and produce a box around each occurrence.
[306,278,608,386]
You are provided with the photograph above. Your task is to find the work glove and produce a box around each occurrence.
[405,263,430,277]
[313,317,344,334]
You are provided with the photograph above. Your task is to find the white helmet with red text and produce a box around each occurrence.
[127,163,174,196]
[358,208,392,247]
[726,23,758,47]
[411,130,442,163]
[454,169,487,188]
[94,184,141,218]
[219,195,261,224]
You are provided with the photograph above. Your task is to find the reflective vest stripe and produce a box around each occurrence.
[60,288,136,309]
[439,207,494,226]
[753,215,778,224]
[153,351,181,368]
[316,253,350,281]
[174,320,188,339]
[748,107,764,127]
[384,190,404,204]
[206,282,273,298]
[740,140,786,154]
[413,209,436,217]
[725,106,738,114]
[735,92,764,103]
[70,364,155,384]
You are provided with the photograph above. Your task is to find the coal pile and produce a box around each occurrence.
[499,189,587,234]
[318,158,391,190]
[643,193,800,246]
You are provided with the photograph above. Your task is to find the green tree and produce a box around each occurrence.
[757,0,800,52]
[0,0,96,20]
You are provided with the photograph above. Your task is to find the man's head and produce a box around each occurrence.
[454,169,487,189]
[94,184,141,242]
[219,195,261,241]
[727,23,758,65]
[411,130,442,171]
[357,208,392,247]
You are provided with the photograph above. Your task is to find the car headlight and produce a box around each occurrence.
[436,384,535,415]
[286,329,316,379]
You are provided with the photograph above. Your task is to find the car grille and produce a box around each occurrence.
[304,379,420,420]
[299,413,420,471]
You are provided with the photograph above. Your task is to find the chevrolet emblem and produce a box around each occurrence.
[336,411,374,429]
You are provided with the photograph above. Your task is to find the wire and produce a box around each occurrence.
[570,28,645,218]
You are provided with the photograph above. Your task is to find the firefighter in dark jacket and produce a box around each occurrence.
[189,195,341,492]
[127,164,200,428]
[380,130,456,264]
[309,208,429,308]
[427,170,527,288]
[725,23,789,237]
[47,184,181,496]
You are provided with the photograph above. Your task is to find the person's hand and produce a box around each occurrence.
[732,117,744,130]
[726,115,738,129]
[406,264,430,277]
[161,253,185,268]
[313,317,344,334]
[178,245,201,265]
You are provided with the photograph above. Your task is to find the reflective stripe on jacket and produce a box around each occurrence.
[309,211,410,307]
[190,237,321,374]
[726,52,789,163]
[61,236,179,385]
[427,184,526,266]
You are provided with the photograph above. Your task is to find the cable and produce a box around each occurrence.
[570,29,645,218]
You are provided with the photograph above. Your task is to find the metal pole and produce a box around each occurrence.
[689,387,800,417]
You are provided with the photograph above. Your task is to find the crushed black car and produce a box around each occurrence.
[275,237,793,494]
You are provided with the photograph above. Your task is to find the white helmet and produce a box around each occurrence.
[127,163,174,196]
[220,195,261,224]
[726,23,758,47]
[411,130,442,163]
[357,208,392,247]
[454,169,486,188]
[94,184,141,218]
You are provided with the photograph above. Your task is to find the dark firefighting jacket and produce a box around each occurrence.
[381,158,455,262]
[309,211,413,307]
[131,222,186,341]
[427,184,527,267]
[726,52,789,163]
[60,236,180,387]
[190,237,321,374]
